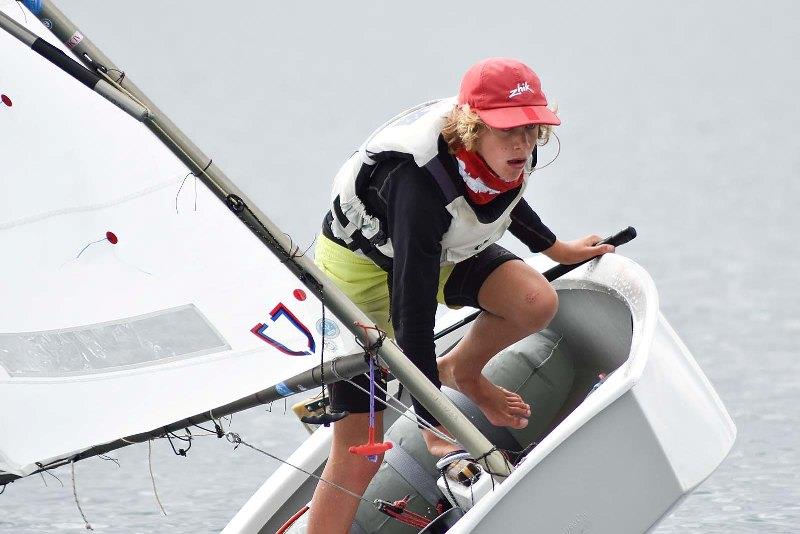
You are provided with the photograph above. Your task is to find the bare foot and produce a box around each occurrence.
[437,355,458,391]
[438,356,530,429]
[422,426,463,457]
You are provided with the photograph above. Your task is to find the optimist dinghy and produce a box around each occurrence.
[225,252,736,534]
[0,2,735,533]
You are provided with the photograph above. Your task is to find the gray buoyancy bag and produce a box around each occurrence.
[354,329,575,533]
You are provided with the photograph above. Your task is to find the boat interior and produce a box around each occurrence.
[263,286,634,533]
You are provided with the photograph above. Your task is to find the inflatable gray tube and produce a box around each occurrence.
[355,328,577,533]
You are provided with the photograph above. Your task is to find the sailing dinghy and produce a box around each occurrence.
[0,2,735,532]
[225,251,737,534]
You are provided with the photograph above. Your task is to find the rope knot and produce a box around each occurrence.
[354,322,387,358]
[474,447,512,479]
[226,432,243,449]
[214,422,225,438]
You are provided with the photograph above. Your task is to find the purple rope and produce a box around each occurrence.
[368,355,377,462]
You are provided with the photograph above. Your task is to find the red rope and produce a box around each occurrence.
[355,322,385,350]
[276,505,309,534]
[384,508,430,529]
[376,498,431,529]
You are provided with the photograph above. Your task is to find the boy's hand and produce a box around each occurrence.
[543,235,615,265]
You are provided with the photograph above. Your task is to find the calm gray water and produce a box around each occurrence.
[2,1,799,532]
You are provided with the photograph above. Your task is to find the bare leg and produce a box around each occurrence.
[438,260,558,429]
[307,412,384,534]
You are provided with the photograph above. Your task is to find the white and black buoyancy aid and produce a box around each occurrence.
[327,98,530,265]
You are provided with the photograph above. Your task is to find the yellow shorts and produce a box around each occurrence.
[315,233,519,419]
[313,234,455,336]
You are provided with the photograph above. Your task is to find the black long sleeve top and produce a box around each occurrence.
[323,154,556,426]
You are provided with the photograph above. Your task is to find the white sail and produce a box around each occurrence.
[0,0,360,479]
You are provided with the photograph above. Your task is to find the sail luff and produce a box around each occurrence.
[23,0,512,478]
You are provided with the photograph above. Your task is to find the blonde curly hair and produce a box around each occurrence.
[441,104,557,153]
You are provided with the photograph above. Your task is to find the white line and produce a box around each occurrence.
[0,176,182,231]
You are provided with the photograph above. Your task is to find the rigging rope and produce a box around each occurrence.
[148,440,168,516]
[97,454,120,468]
[225,432,372,505]
[339,372,457,445]
[226,431,438,529]
[13,1,27,23]
[103,68,126,84]
[96,69,148,113]
[70,460,93,531]
[35,461,63,487]
[165,428,193,457]
[319,293,328,417]
[175,158,211,213]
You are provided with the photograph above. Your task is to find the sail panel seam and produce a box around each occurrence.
[0,176,181,230]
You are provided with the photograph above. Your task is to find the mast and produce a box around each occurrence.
[12,1,512,477]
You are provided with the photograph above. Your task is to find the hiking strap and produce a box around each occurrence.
[383,444,443,505]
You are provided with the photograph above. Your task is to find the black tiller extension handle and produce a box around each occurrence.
[542,225,637,282]
[433,226,637,341]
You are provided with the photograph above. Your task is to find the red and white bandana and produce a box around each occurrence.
[454,148,523,205]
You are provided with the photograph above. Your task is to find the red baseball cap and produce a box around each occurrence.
[458,57,561,128]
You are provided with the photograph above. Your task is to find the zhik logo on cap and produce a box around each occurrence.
[509,82,534,99]
[458,58,561,128]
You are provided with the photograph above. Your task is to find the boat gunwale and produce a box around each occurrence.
[443,252,661,532]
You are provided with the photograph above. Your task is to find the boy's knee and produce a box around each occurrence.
[518,285,558,333]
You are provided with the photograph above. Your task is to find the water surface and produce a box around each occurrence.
[2,1,798,532]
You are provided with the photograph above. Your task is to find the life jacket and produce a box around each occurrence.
[328,98,531,265]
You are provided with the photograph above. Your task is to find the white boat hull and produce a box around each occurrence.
[224,253,736,533]
[448,317,735,533]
